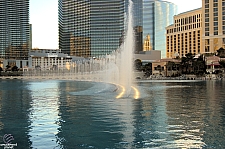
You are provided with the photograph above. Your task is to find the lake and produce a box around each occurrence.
[0,79,224,148]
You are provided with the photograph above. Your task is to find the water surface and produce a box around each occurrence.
[0,79,224,148]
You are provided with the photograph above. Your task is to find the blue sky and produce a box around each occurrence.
[30,0,202,49]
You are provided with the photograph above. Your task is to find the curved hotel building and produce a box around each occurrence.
[58,0,176,58]
[166,0,225,58]
[59,0,125,57]
[143,0,177,58]
[166,8,202,58]
[0,0,30,60]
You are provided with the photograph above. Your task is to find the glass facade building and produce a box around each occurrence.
[59,0,125,57]
[0,0,30,60]
[132,0,143,53]
[143,0,177,58]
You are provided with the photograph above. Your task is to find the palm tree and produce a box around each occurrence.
[192,55,206,75]
[12,66,18,71]
[143,63,152,77]
[216,47,225,58]
[134,59,142,71]
[219,60,225,73]
[166,61,175,76]
[181,53,194,74]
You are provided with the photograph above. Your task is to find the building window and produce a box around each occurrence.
[205,46,210,52]
[205,39,210,45]
[213,3,218,7]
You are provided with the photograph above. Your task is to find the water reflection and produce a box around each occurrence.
[28,80,61,148]
[0,80,225,148]
[56,81,132,148]
[165,82,206,148]
[0,80,32,147]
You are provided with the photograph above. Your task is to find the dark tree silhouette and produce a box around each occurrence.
[217,47,225,58]
[134,59,142,71]
[11,66,18,71]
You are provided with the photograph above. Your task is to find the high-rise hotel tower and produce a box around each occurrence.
[58,0,125,57]
[202,0,225,53]
[166,0,225,58]
[0,0,30,60]
[143,0,177,58]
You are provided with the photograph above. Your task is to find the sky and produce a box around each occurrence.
[30,0,202,49]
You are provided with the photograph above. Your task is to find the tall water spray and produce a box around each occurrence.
[23,0,136,99]
[118,0,134,96]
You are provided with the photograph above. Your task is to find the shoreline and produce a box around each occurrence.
[0,75,223,81]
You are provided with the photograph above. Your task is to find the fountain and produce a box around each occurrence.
[117,0,134,96]
[22,0,137,98]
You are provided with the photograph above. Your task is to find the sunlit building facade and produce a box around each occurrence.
[143,0,177,58]
[59,0,125,57]
[166,0,225,58]
[202,0,225,53]
[0,0,30,60]
[143,34,152,51]
[166,8,202,58]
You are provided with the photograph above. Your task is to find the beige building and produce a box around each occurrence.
[166,0,225,58]
[151,58,181,76]
[166,8,202,58]
[202,0,225,53]
[143,34,152,51]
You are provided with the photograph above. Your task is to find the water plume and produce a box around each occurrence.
[118,0,134,96]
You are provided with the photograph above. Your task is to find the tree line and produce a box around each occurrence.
[135,47,225,78]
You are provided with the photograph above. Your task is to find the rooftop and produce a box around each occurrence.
[175,7,202,16]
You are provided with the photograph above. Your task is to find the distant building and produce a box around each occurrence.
[166,8,202,58]
[205,56,221,74]
[28,49,84,70]
[134,50,161,64]
[134,26,143,53]
[143,0,177,58]
[202,0,225,53]
[166,0,225,58]
[131,0,143,53]
[0,0,30,60]
[59,0,125,57]
[143,34,152,51]
[151,58,181,76]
